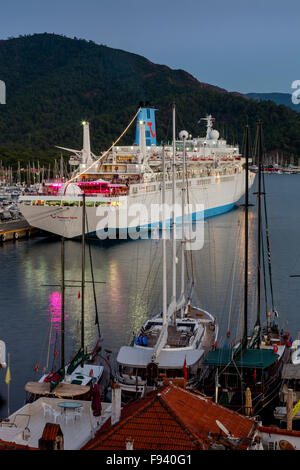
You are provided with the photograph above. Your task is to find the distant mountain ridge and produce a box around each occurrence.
[247,92,300,112]
[0,33,299,166]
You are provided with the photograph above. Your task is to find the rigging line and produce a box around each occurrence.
[85,213,101,338]
[227,217,243,335]
[261,168,276,315]
[44,320,54,374]
[185,161,195,285]
[260,221,269,321]
[51,331,59,372]
[63,107,141,191]
[37,324,51,374]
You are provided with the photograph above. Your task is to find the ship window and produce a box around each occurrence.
[146,130,150,137]
[146,139,151,146]
[147,109,150,119]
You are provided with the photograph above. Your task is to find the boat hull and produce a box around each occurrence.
[19,171,255,239]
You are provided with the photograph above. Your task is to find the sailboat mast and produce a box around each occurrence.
[172,104,176,316]
[61,236,65,369]
[180,133,187,318]
[81,193,86,350]
[256,121,263,329]
[243,125,249,343]
[162,145,167,326]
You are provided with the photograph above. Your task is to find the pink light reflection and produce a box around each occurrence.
[49,291,62,331]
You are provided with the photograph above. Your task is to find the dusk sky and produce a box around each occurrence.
[0,0,299,94]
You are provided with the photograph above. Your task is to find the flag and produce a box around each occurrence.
[49,367,65,392]
[292,399,300,419]
[66,348,89,375]
[183,357,187,381]
[5,366,11,385]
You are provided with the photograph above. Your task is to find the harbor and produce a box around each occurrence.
[1,170,300,449]
[1,3,300,453]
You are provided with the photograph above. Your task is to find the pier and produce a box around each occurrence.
[0,219,41,242]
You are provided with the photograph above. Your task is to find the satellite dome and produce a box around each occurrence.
[58,183,83,196]
[209,130,219,140]
[179,130,189,140]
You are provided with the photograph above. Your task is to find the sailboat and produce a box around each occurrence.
[200,122,290,418]
[25,194,112,403]
[116,105,218,400]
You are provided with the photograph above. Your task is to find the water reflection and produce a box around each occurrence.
[1,175,300,415]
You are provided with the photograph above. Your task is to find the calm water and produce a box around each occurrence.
[1,174,300,416]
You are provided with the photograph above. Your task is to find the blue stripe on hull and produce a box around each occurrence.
[86,202,236,238]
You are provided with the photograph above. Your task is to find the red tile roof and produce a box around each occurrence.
[83,384,256,450]
[259,425,300,437]
[0,438,36,451]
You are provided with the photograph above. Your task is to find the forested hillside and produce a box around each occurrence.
[0,33,300,167]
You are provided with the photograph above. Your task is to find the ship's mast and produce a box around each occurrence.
[243,125,249,346]
[255,122,263,338]
[172,104,177,324]
[81,193,86,351]
[180,132,187,318]
[60,236,65,369]
[162,145,167,327]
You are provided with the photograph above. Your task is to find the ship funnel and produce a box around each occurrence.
[135,107,158,146]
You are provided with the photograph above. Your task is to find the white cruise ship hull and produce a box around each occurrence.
[19,171,255,239]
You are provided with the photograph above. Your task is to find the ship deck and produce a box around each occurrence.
[140,307,216,350]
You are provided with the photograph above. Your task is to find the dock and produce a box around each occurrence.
[0,219,41,242]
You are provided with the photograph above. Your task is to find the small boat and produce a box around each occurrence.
[291,339,300,365]
[25,196,112,403]
[200,123,290,417]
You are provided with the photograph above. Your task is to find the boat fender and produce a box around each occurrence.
[14,232,19,240]
[226,330,230,338]
[1,234,5,242]
[0,340,6,368]
[135,337,139,345]
[273,345,279,354]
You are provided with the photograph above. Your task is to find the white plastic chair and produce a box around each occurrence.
[64,412,75,425]
[74,407,82,421]
[51,408,61,424]
[42,402,53,420]
[42,402,61,423]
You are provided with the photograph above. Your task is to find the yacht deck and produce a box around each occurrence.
[0,397,112,450]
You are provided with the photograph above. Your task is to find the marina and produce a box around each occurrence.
[0,4,300,450]
[1,170,300,448]
[0,97,300,452]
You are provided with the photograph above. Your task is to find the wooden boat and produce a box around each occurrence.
[200,123,290,418]
[25,196,112,403]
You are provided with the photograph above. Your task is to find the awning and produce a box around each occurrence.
[25,381,90,397]
[203,347,279,368]
[117,346,204,369]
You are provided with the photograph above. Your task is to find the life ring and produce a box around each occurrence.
[273,345,279,354]
[1,234,5,242]
[14,232,19,240]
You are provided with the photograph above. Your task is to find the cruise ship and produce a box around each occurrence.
[18,106,255,239]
